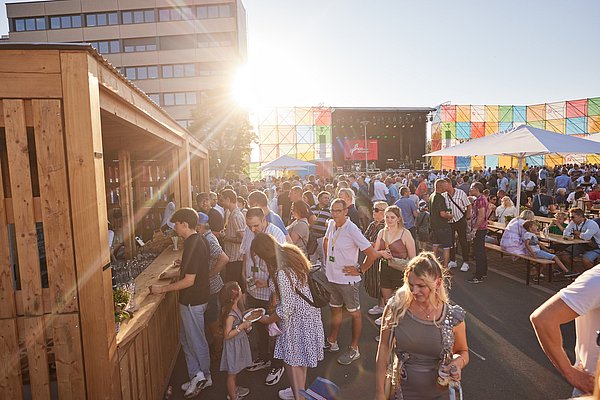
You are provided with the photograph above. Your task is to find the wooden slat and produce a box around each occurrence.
[52,314,86,400]
[15,288,51,316]
[128,349,139,400]
[135,335,147,399]
[170,149,182,209]
[3,196,42,224]
[23,316,51,400]
[32,100,78,314]
[0,73,62,99]
[119,150,136,259]
[61,50,115,399]
[178,140,192,208]
[0,144,17,319]
[0,100,34,127]
[0,50,61,74]
[142,330,152,400]
[0,319,23,399]
[119,347,132,400]
[4,99,43,317]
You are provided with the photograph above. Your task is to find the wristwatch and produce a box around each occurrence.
[356,264,363,274]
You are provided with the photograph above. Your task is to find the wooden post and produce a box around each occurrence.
[178,139,192,208]
[118,150,136,259]
[61,51,119,399]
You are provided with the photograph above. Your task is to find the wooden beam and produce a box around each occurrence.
[170,149,181,209]
[61,50,118,399]
[119,150,136,259]
[0,319,23,400]
[51,313,86,400]
[3,99,43,317]
[178,139,192,208]
[32,99,78,314]
[23,316,51,399]
[0,73,62,98]
[0,133,17,319]
[0,50,61,74]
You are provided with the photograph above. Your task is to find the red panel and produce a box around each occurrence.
[431,139,441,151]
[314,109,332,125]
[471,122,485,138]
[342,139,378,160]
[566,99,588,118]
[441,105,456,122]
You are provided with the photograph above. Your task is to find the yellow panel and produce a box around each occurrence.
[441,156,455,170]
[484,105,499,123]
[545,154,563,167]
[589,116,600,133]
[546,118,565,134]
[587,154,600,164]
[485,122,499,135]
[498,156,513,168]
[471,156,485,171]
[431,156,441,170]
[456,105,471,122]
[527,104,545,121]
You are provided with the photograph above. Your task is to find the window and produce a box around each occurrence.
[89,40,120,54]
[160,35,195,50]
[197,32,234,48]
[159,7,195,21]
[184,64,196,77]
[124,65,159,80]
[197,4,232,19]
[123,37,157,53]
[13,17,46,32]
[162,92,198,106]
[177,120,194,129]
[173,64,184,78]
[161,63,196,78]
[162,65,173,78]
[49,14,81,29]
[86,12,118,27]
[122,9,154,24]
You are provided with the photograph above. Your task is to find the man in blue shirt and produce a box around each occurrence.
[394,186,419,247]
[247,190,291,242]
[385,177,399,205]
[554,169,572,195]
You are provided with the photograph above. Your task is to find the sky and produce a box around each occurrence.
[2,0,600,108]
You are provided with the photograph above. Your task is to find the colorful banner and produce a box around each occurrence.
[342,139,378,161]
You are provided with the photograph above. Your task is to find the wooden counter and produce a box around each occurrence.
[116,247,182,400]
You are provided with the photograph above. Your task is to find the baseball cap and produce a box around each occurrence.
[197,212,209,224]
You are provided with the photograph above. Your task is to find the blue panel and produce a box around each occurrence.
[513,106,526,123]
[485,155,499,169]
[566,117,587,134]
[499,122,513,132]
[456,156,470,171]
[456,122,471,139]
[296,125,314,144]
[526,155,544,167]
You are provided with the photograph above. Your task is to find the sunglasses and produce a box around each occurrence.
[373,208,385,212]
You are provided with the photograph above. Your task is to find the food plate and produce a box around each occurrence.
[243,308,265,323]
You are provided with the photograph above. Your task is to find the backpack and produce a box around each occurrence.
[306,232,319,255]
[295,266,331,308]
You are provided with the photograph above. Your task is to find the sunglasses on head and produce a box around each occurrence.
[373,208,385,212]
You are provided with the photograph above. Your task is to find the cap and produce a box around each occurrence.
[299,377,340,400]
[197,212,209,224]
[418,200,427,207]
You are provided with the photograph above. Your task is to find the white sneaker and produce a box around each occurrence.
[375,335,380,342]
[460,262,470,272]
[448,261,458,269]
[368,305,384,315]
[279,387,295,400]
[374,317,382,326]
[184,371,206,398]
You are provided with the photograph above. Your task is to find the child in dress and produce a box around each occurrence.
[522,220,570,278]
[219,282,252,400]
[415,200,431,250]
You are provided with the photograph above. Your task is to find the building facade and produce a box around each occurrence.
[5,0,247,128]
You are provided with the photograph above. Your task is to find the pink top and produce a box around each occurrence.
[472,195,488,230]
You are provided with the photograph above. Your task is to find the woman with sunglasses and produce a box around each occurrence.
[365,201,391,318]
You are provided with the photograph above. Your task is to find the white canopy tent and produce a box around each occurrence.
[425,124,600,210]
[259,155,316,174]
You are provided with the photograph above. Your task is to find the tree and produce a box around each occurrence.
[188,89,256,178]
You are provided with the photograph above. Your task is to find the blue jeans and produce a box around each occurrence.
[474,229,488,278]
[179,303,210,380]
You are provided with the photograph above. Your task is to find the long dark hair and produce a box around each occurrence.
[250,232,310,300]
[219,281,241,328]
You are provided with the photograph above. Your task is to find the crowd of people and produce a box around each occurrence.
[147,162,600,399]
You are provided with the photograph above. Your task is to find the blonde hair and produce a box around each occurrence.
[373,201,388,211]
[519,209,535,221]
[384,205,405,229]
[382,252,450,330]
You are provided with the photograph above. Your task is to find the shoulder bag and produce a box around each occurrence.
[384,230,409,271]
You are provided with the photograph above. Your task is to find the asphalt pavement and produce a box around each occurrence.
[167,263,575,400]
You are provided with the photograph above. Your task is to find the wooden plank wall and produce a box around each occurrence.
[118,151,136,259]
[0,96,86,399]
[118,291,180,400]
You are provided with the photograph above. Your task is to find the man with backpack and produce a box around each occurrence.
[322,198,379,366]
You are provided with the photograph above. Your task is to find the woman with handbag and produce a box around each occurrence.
[374,252,469,400]
[365,201,390,315]
[373,206,417,325]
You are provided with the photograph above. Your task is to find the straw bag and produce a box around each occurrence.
[384,230,409,272]
[384,328,400,399]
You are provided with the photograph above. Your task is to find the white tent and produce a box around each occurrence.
[425,124,600,209]
[259,154,316,172]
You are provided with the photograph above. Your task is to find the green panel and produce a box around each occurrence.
[588,97,600,116]
[441,122,456,139]
[499,106,513,123]
[315,126,332,143]
[529,120,546,129]
[248,162,261,180]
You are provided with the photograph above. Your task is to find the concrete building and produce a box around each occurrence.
[5,0,247,128]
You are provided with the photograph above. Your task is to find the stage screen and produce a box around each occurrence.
[342,139,378,161]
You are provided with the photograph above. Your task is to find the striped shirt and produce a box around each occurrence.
[223,207,245,262]
[240,223,286,301]
[310,204,331,238]
[203,231,225,295]
[442,188,470,223]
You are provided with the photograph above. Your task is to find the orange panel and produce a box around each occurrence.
[456,105,471,122]
[527,104,545,121]
[485,122,499,135]
[484,105,499,123]
[441,156,455,171]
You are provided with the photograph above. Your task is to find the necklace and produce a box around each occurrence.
[414,301,439,320]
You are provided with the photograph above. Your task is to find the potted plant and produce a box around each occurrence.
[113,287,132,332]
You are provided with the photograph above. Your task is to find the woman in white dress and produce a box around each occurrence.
[495,196,519,224]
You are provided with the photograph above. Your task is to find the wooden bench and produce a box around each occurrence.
[484,243,555,286]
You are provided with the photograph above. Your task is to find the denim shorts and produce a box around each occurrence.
[535,249,555,260]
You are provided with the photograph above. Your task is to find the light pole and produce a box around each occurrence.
[360,120,370,172]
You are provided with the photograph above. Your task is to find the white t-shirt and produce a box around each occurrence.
[240,223,286,301]
[324,218,371,284]
[559,265,600,374]
[372,180,389,201]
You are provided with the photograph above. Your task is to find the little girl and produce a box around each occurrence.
[522,220,570,278]
[219,281,252,400]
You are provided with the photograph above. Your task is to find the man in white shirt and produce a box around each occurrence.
[322,198,379,366]
[240,207,287,385]
[530,264,600,396]
[371,175,389,202]
[562,207,600,270]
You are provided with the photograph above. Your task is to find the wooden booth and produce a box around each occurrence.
[0,44,209,399]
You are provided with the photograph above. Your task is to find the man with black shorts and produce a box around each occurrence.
[428,179,453,269]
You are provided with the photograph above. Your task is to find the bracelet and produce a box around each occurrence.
[453,354,465,368]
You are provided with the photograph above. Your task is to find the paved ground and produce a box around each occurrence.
[167,250,576,400]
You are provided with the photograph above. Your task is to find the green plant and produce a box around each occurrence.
[113,288,132,323]
[504,215,514,224]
